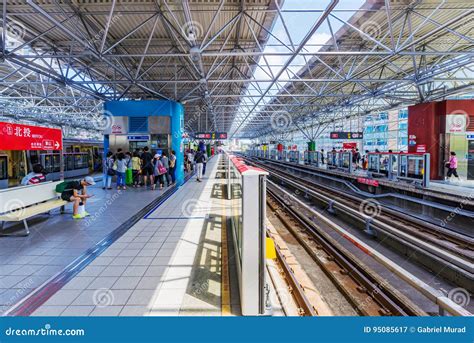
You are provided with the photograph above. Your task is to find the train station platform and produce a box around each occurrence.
[3,155,240,317]
[0,173,191,315]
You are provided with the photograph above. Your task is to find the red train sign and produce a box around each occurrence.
[0,122,63,151]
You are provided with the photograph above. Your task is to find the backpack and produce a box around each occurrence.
[195,152,205,164]
[155,160,167,175]
[55,181,69,193]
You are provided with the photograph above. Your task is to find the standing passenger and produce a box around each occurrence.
[331,147,337,166]
[115,152,127,190]
[354,148,361,170]
[102,151,114,190]
[202,149,207,176]
[446,151,461,182]
[363,150,370,170]
[131,152,142,187]
[194,149,206,182]
[161,152,171,186]
[169,150,177,184]
[187,149,195,172]
[153,154,165,190]
[141,146,155,189]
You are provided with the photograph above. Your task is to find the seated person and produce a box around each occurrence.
[58,176,95,219]
[21,164,46,185]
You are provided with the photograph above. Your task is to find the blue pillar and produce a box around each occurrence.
[171,102,184,185]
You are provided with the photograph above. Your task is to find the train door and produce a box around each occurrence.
[6,150,27,186]
[93,146,102,172]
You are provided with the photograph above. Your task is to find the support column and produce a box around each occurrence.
[171,102,184,185]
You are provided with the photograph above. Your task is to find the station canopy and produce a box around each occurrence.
[0,0,472,138]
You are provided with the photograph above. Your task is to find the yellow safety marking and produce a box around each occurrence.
[266,237,277,260]
[221,185,232,316]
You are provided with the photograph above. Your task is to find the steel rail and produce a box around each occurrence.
[267,180,472,316]
[253,157,474,247]
[267,185,424,316]
[271,238,318,316]
[249,158,474,283]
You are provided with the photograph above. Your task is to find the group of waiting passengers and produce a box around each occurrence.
[18,146,209,220]
[102,147,177,190]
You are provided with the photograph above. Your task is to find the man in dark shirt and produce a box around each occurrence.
[140,146,155,188]
[194,150,207,182]
[60,176,95,219]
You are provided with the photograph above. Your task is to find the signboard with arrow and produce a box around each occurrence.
[0,122,63,151]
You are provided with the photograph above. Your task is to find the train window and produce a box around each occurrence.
[53,154,61,172]
[29,151,40,165]
[66,155,74,171]
[74,154,88,169]
[42,155,53,173]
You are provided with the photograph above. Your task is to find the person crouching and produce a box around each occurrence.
[58,176,95,219]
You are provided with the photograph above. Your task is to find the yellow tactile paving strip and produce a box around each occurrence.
[220,184,231,316]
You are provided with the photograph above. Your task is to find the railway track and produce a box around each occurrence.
[267,185,425,316]
[271,238,318,316]
[257,157,472,251]
[266,181,471,316]
[242,156,474,292]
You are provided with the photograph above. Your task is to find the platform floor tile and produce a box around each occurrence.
[30,155,235,316]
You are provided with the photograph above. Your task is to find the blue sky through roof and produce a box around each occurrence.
[232,0,365,134]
